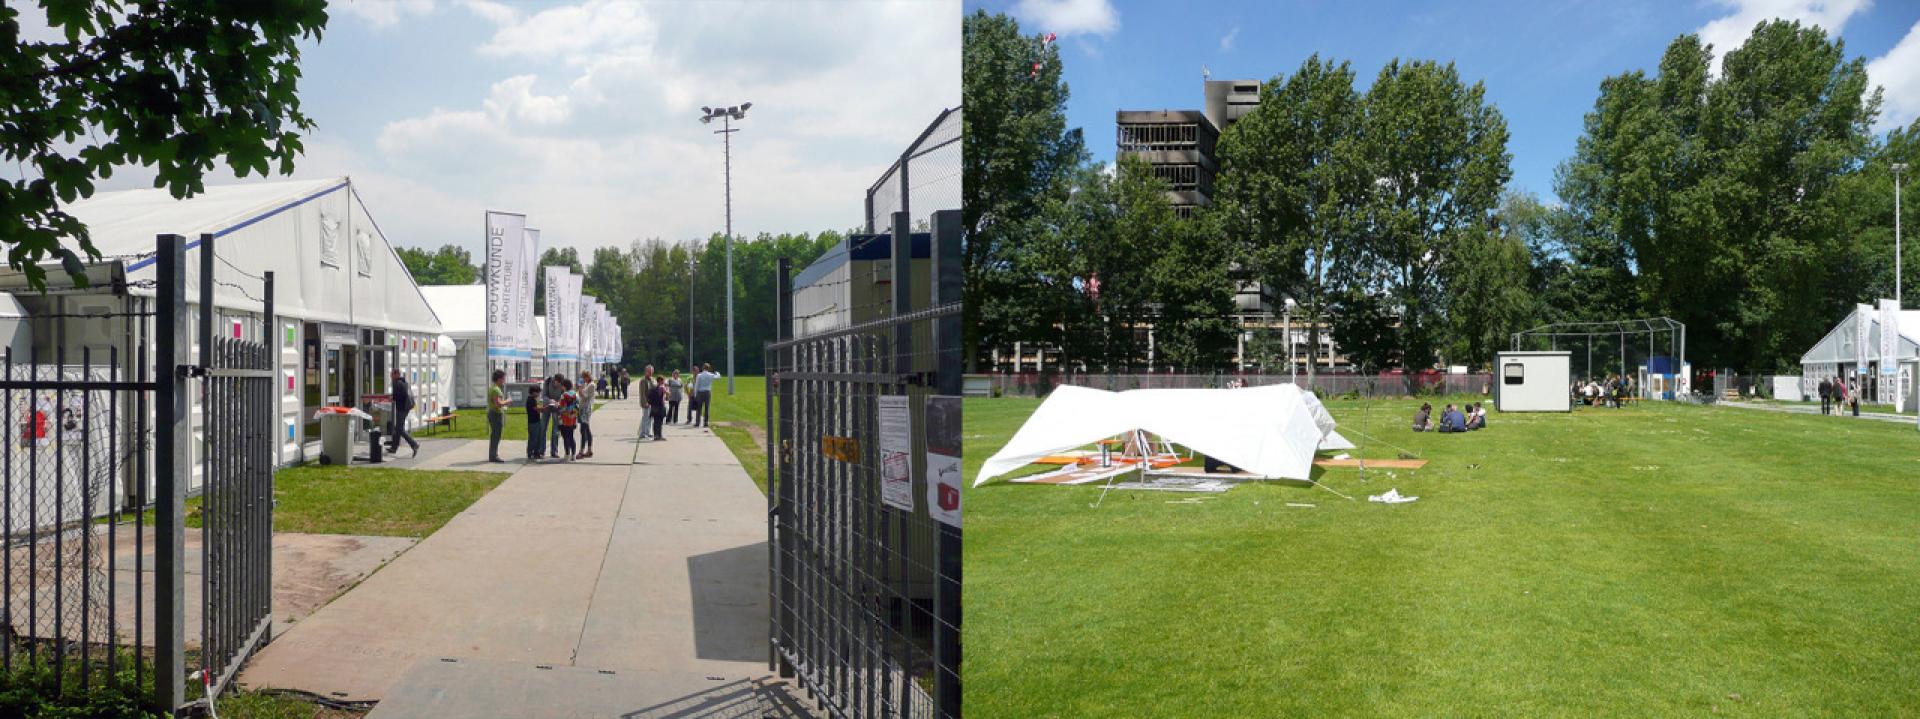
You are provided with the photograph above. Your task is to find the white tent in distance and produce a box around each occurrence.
[974,384,1350,486]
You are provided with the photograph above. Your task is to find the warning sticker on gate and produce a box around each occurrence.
[878,395,912,511]
[924,395,962,528]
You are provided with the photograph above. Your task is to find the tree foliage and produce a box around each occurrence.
[962,10,1084,369]
[1557,20,1881,370]
[0,0,327,289]
[1215,55,1367,378]
[398,244,479,286]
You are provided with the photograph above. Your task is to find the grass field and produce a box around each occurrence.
[104,464,504,539]
[703,376,770,494]
[964,397,1920,717]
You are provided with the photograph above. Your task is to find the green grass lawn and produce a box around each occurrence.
[104,464,504,539]
[269,463,505,537]
[964,398,1920,717]
[704,376,770,495]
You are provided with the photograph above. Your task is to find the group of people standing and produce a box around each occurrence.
[482,367,596,463]
[1818,376,1861,416]
[482,363,722,462]
[629,363,722,441]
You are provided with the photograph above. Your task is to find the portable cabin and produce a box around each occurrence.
[1493,351,1571,412]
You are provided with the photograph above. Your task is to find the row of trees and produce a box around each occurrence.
[399,232,840,375]
[964,10,1918,375]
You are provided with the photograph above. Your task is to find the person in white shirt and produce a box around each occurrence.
[691,363,721,428]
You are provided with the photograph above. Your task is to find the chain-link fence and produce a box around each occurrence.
[979,372,1497,399]
[867,107,961,237]
[768,209,963,718]
[0,287,155,705]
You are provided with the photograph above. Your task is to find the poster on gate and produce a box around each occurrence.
[879,395,912,511]
[925,395,961,528]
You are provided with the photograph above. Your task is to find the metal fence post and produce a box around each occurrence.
[264,272,276,468]
[153,234,188,712]
[888,211,912,716]
[772,256,793,678]
[930,209,962,718]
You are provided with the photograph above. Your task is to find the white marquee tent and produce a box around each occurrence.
[975,384,1339,486]
[1799,307,1920,405]
[421,284,489,407]
[1,176,446,481]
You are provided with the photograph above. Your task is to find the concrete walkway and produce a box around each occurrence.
[237,401,778,715]
[1720,400,1917,426]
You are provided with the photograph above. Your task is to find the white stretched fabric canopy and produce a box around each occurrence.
[975,384,1337,486]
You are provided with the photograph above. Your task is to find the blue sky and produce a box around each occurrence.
[16,0,960,255]
[971,0,1920,203]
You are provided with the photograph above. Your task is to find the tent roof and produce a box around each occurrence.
[44,177,445,335]
[66,177,350,258]
[420,285,486,336]
[975,385,1333,486]
[1800,307,1920,366]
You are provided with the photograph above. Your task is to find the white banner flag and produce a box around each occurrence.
[560,272,576,365]
[1879,299,1900,376]
[519,229,541,358]
[484,211,525,364]
[1856,304,1873,376]
[581,299,601,366]
[544,267,571,364]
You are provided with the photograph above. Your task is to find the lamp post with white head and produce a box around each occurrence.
[701,102,750,394]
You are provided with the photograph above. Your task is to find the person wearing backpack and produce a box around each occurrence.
[556,378,581,461]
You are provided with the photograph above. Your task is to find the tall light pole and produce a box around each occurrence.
[687,257,695,372]
[701,102,750,394]
[1897,162,1908,308]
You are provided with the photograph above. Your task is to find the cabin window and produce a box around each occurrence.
[1503,363,1524,385]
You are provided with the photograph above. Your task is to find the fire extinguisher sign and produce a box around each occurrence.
[924,395,962,528]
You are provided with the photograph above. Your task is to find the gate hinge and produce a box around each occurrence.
[179,364,208,379]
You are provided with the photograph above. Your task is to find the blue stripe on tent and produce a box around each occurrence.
[125,179,352,273]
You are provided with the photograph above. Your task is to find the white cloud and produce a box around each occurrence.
[1868,19,1920,131]
[1695,0,1871,74]
[1220,25,1240,53]
[1012,0,1119,38]
[360,0,958,253]
[483,75,573,126]
[331,0,437,28]
[455,0,519,25]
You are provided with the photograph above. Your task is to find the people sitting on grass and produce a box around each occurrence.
[1466,403,1486,430]
[1412,402,1433,432]
[1437,403,1467,433]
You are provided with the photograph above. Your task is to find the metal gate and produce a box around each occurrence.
[767,209,963,718]
[0,233,276,713]
[193,233,277,702]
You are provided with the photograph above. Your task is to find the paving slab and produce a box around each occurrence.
[237,463,633,699]
[365,657,809,719]
[239,398,777,707]
[572,458,767,674]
